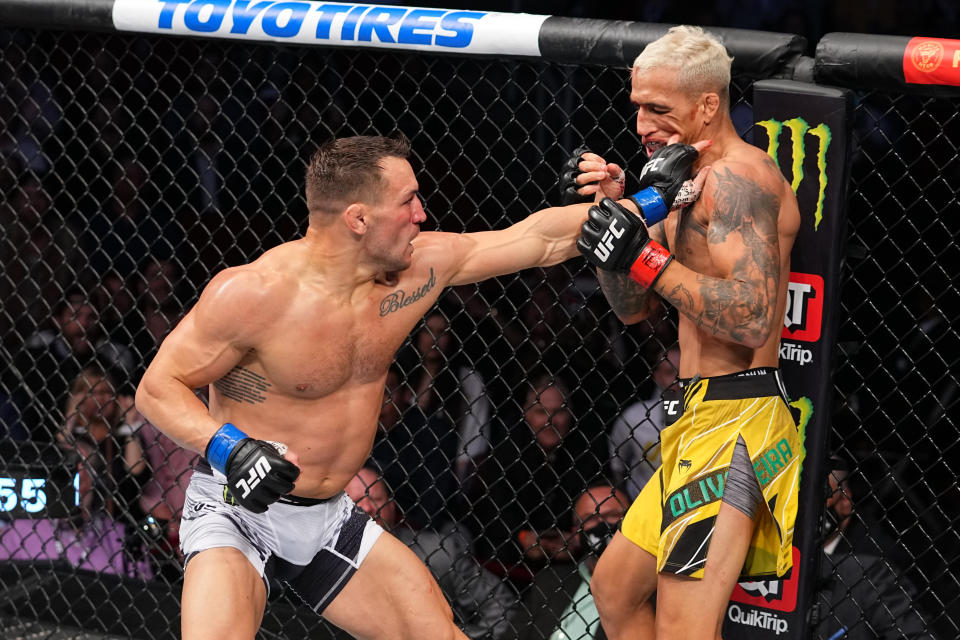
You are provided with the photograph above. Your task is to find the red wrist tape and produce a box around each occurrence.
[628,241,673,289]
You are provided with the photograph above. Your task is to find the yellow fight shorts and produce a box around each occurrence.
[621,367,802,580]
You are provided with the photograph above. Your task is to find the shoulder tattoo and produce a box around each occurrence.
[379,267,438,317]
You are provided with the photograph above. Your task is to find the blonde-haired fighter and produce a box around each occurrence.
[573,26,803,640]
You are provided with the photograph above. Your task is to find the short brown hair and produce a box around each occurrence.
[304,134,411,216]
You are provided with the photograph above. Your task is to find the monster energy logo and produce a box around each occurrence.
[756,118,832,230]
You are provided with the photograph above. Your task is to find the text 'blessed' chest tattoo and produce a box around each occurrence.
[214,366,271,404]
[379,268,437,317]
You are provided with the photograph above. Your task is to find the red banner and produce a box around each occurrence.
[903,37,960,86]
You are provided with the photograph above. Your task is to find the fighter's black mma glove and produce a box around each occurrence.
[624,143,700,226]
[577,198,674,289]
[206,423,300,513]
[558,146,596,205]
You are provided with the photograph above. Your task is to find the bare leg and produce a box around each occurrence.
[323,531,467,640]
[181,547,267,640]
[655,502,756,640]
[592,531,658,640]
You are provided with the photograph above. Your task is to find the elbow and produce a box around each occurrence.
[738,312,775,349]
[134,375,155,417]
[615,309,650,326]
[741,326,771,350]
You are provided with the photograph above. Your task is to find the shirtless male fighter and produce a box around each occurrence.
[570,25,803,640]
[135,133,706,639]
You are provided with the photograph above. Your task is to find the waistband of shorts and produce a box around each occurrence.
[679,367,788,402]
[276,493,339,506]
[194,457,337,506]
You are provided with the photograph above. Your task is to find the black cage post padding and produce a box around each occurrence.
[0,0,113,31]
[816,32,960,97]
[537,18,806,77]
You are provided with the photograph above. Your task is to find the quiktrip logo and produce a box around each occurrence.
[782,271,823,342]
[756,118,832,230]
[727,605,790,635]
[779,342,812,366]
[112,1,548,56]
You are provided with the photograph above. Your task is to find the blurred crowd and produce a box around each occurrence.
[0,2,951,634]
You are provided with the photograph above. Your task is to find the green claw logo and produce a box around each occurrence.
[756,119,832,230]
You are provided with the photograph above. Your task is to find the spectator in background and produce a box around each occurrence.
[114,391,198,579]
[133,256,182,311]
[469,373,607,583]
[519,484,630,640]
[399,310,461,417]
[0,176,87,337]
[368,365,459,530]
[443,283,516,493]
[608,345,680,500]
[813,456,936,640]
[0,370,152,579]
[56,366,147,518]
[14,289,133,440]
[346,467,518,640]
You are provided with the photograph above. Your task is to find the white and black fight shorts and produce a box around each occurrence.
[180,462,384,613]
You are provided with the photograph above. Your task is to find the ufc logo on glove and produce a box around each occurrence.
[594,218,626,262]
[235,456,273,498]
[639,156,666,180]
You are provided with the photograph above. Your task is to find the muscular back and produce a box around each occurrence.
[657,140,799,378]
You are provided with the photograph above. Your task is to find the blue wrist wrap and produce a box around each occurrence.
[629,187,668,225]
[206,422,248,475]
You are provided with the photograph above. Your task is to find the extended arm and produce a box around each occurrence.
[434,202,591,287]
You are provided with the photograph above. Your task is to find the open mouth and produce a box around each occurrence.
[645,140,667,155]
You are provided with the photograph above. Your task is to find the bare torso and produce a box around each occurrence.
[188,238,450,498]
[662,139,799,379]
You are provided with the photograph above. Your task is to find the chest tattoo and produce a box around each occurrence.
[214,366,271,404]
[379,267,437,317]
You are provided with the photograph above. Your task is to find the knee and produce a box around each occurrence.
[592,554,654,621]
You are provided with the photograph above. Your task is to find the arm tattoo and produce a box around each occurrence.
[597,270,651,318]
[661,168,780,343]
[214,366,271,404]
[594,221,667,318]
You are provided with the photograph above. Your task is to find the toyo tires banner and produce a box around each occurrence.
[111,0,548,55]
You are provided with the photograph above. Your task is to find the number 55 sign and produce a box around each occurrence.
[0,466,79,518]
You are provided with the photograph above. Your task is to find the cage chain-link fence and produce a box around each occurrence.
[0,26,957,640]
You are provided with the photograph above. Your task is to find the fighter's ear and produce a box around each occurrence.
[701,92,721,124]
[343,203,367,235]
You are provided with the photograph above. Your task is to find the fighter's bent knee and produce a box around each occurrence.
[591,552,623,619]
[591,535,657,627]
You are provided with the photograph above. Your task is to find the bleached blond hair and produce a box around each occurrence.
[633,26,734,105]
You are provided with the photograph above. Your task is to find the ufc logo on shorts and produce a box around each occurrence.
[593,218,625,262]
[235,456,272,498]
[639,157,665,180]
